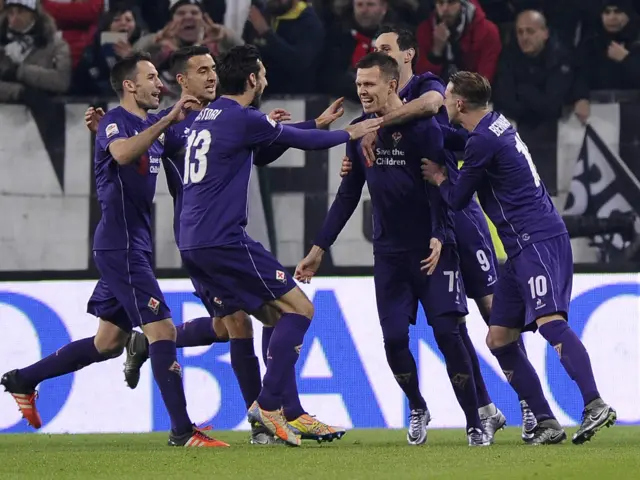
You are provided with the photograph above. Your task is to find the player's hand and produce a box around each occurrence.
[84,107,105,133]
[315,97,345,129]
[360,131,377,167]
[421,158,447,186]
[340,156,352,177]
[421,238,442,275]
[268,108,291,123]
[345,117,383,141]
[166,95,200,124]
[294,248,324,284]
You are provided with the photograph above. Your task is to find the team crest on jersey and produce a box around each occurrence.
[147,297,160,315]
[392,131,402,147]
[105,123,119,138]
[276,270,287,284]
[158,133,165,145]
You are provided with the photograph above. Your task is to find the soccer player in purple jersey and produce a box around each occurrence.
[1,53,229,448]
[297,52,491,447]
[422,71,617,445]
[340,26,524,441]
[85,46,348,444]
[177,45,380,446]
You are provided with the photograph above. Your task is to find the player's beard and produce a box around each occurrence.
[250,87,263,109]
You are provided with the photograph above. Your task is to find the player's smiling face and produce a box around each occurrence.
[356,66,392,114]
[182,54,217,103]
[131,61,163,110]
[444,82,462,124]
[373,33,411,72]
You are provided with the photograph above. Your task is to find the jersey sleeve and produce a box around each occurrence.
[245,108,284,148]
[314,140,366,250]
[96,114,129,152]
[439,134,493,211]
[163,124,186,161]
[417,75,446,98]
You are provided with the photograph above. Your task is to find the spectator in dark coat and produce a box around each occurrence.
[416,0,501,82]
[493,10,574,127]
[244,0,324,94]
[573,0,640,123]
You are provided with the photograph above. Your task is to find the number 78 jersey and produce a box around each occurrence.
[439,111,567,259]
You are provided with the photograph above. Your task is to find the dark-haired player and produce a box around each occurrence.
[297,52,490,446]
[177,45,380,446]
[85,46,348,444]
[422,71,617,445]
[340,25,531,441]
[1,53,228,447]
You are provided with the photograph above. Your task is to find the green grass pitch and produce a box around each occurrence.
[1,427,638,479]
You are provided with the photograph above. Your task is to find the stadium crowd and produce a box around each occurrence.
[0,0,639,126]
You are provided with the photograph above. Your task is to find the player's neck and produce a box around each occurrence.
[120,97,147,120]
[398,69,414,93]
[461,108,492,132]
[222,93,253,107]
[379,93,403,116]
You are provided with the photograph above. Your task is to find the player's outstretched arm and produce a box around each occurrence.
[381,91,443,128]
[423,136,491,211]
[109,96,199,165]
[275,117,382,151]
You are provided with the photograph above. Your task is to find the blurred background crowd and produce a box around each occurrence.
[0,0,639,128]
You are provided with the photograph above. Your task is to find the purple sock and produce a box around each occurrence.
[384,338,427,411]
[491,341,555,422]
[230,338,262,409]
[459,323,492,408]
[176,317,217,348]
[257,313,310,411]
[516,335,528,402]
[434,324,482,430]
[261,326,274,364]
[149,340,192,436]
[539,320,600,406]
[19,336,109,388]
[282,366,306,421]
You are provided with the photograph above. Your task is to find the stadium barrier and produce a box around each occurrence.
[0,274,637,434]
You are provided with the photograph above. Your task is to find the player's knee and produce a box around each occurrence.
[143,318,177,343]
[431,317,461,348]
[379,317,410,347]
[94,335,127,358]
[212,317,230,342]
[486,326,518,350]
[273,287,314,320]
[222,311,253,339]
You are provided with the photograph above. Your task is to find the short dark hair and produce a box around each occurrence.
[449,71,492,109]
[109,52,153,96]
[169,45,212,77]
[355,52,400,84]
[375,25,419,69]
[217,45,262,96]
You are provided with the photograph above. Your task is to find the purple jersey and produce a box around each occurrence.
[93,106,163,251]
[150,108,200,242]
[315,114,448,253]
[179,97,285,249]
[439,111,567,258]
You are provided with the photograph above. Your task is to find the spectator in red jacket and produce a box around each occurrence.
[416,0,501,82]
[41,0,103,68]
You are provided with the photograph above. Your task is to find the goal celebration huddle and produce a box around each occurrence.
[1,26,616,448]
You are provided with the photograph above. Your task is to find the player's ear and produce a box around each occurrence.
[406,48,415,65]
[176,73,186,89]
[122,79,136,93]
[390,78,398,94]
[247,72,257,91]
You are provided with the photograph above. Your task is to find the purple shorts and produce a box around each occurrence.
[374,245,468,326]
[454,202,498,299]
[87,250,171,330]
[180,240,296,317]
[490,234,573,331]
